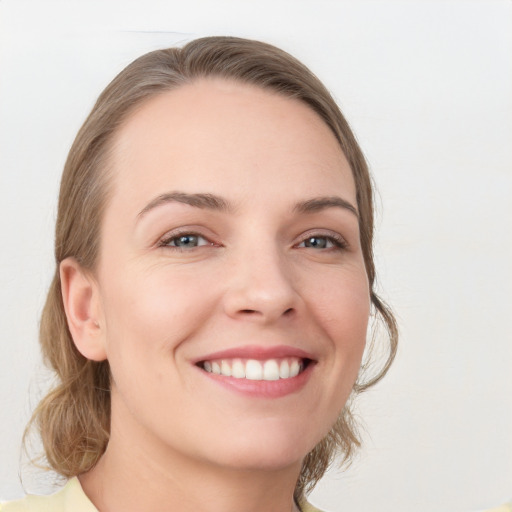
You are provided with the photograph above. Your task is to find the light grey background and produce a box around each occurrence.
[1,1,511,511]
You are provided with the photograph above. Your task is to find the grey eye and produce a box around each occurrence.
[175,235,199,247]
[167,234,208,248]
[300,236,331,249]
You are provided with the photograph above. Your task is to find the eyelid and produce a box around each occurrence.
[156,227,219,249]
[154,226,348,250]
[294,229,349,250]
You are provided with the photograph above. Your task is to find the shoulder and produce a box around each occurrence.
[0,478,97,512]
[483,505,512,512]
[299,502,512,512]
[300,501,325,512]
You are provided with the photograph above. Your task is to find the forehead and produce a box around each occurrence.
[109,78,355,210]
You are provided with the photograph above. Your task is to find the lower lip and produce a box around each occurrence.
[197,362,314,398]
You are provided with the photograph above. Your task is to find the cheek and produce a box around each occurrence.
[307,268,370,374]
[99,265,219,365]
[311,267,370,333]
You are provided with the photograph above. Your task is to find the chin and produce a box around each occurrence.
[205,422,320,473]
[217,448,305,473]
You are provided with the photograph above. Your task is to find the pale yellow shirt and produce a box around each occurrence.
[1,479,94,512]
[1,478,324,512]
[1,479,510,512]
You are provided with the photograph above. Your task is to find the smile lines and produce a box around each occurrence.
[199,357,307,381]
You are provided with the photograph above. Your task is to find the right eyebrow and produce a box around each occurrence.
[137,191,232,219]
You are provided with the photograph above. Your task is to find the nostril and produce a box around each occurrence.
[239,308,294,317]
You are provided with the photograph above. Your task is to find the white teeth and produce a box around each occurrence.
[279,360,290,379]
[231,359,245,379]
[202,357,306,381]
[290,360,301,378]
[263,360,280,381]
[221,360,231,377]
[211,361,221,375]
[245,360,263,380]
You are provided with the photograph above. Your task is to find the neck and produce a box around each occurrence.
[79,423,303,512]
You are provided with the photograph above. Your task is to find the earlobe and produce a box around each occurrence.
[60,258,107,361]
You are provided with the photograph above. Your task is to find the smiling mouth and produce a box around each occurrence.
[197,357,311,381]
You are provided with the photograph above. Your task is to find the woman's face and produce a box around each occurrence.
[91,79,370,471]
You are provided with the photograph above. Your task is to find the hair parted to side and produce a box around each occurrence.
[27,36,398,500]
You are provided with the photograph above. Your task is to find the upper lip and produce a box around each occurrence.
[193,344,316,364]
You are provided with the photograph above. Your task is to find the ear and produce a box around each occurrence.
[60,257,107,361]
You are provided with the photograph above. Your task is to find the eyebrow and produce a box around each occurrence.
[137,191,358,220]
[294,196,359,219]
[137,192,231,218]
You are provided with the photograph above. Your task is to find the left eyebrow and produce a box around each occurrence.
[294,196,359,219]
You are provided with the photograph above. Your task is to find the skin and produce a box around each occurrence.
[61,79,370,512]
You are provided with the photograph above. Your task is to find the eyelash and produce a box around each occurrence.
[295,232,348,251]
[157,230,348,252]
[158,231,215,250]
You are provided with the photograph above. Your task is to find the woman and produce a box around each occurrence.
[2,36,397,512]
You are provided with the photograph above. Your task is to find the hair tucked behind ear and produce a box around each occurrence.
[26,36,397,500]
[30,276,110,474]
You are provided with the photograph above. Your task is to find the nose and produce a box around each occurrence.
[222,246,300,324]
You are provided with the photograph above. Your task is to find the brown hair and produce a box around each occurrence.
[27,36,398,500]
